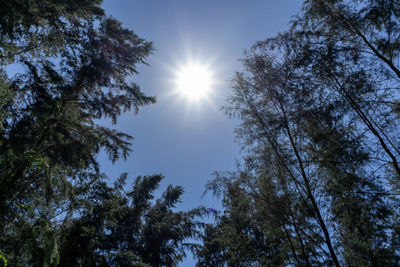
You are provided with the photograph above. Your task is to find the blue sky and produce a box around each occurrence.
[99,0,303,265]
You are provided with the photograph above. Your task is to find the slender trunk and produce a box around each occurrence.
[277,174,313,267]
[322,0,400,80]
[277,99,341,267]
[283,225,303,266]
[266,176,311,267]
[241,88,341,266]
[331,76,400,179]
[287,197,313,266]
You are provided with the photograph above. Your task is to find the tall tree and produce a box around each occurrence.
[0,0,169,265]
[287,0,400,181]
[57,174,204,267]
[196,1,400,265]
[0,0,155,209]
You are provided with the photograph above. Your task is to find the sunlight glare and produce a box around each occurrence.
[175,63,213,101]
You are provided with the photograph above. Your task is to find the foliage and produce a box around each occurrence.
[0,1,204,265]
[0,0,204,266]
[57,174,204,267]
[195,0,400,266]
[0,0,155,209]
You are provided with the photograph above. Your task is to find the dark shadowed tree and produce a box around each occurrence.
[287,0,400,181]
[0,0,155,209]
[57,174,204,267]
[0,0,168,265]
[195,1,400,265]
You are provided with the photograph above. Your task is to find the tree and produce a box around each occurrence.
[288,0,400,181]
[196,1,400,265]
[0,0,155,208]
[0,173,204,266]
[196,169,311,266]
[0,0,165,265]
[57,174,204,267]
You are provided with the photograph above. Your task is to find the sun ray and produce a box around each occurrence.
[173,60,214,103]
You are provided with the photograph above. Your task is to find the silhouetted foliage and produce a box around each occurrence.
[195,0,400,266]
[0,0,155,209]
[5,0,400,266]
[0,1,205,266]
[57,174,204,267]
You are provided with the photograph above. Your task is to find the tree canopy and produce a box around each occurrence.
[3,0,400,266]
[0,1,202,266]
[196,0,400,266]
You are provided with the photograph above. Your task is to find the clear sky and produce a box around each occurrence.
[99,1,303,265]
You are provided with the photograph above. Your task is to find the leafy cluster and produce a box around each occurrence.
[0,1,202,266]
[196,0,400,266]
[57,174,203,267]
[3,0,400,266]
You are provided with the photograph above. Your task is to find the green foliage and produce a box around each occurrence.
[0,0,156,210]
[57,174,204,267]
[195,0,400,266]
[0,253,6,267]
[0,72,12,130]
[5,0,400,266]
[0,0,203,266]
[1,172,203,266]
[0,0,104,64]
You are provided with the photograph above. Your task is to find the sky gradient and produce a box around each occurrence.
[99,1,303,264]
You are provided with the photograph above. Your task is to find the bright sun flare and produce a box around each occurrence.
[175,63,213,100]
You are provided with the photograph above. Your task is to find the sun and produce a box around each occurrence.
[174,62,213,101]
